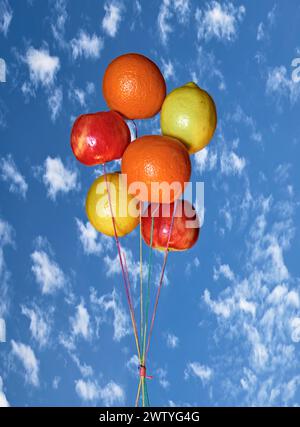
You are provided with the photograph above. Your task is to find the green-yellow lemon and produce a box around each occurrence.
[160,82,217,154]
[86,172,139,237]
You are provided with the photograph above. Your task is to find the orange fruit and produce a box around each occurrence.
[102,53,166,119]
[121,135,191,203]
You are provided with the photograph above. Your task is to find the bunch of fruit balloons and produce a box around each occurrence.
[70,53,217,406]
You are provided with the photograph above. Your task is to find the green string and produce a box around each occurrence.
[139,379,150,407]
[145,379,150,407]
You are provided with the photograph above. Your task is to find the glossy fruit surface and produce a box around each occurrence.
[86,172,139,237]
[161,82,217,154]
[103,53,166,119]
[71,111,130,166]
[142,200,200,251]
[121,135,191,203]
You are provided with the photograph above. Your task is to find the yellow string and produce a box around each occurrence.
[135,377,142,407]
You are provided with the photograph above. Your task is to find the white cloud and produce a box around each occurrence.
[194,147,217,174]
[267,4,277,26]
[90,288,130,341]
[0,376,9,407]
[100,381,125,406]
[194,138,246,180]
[68,82,95,108]
[160,58,175,81]
[0,318,5,342]
[156,368,170,389]
[266,65,300,105]
[31,238,66,295]
[71,302,92,340]
[0,154,28,198]
[275,163,291,184]
[75,219,104,256]
[71,30,104,60]
[219,202,233,231]
[75,379,124,406]
[126,354,139,375]
[193,46,226,91]
[185,256,200,276]
[25,47,60,87]
[202,191,300,405]
[166,333,179,349]
[257,5,277,42]
[51,0,68,47]
[239,298,256,317]
[245,324,269,370]
[0,0,13,36]
[220,150,246,175]
[158,0,190,45]
[256,22,264,41]
[282,376,300,403]
[129,0,142,31]
[103,246,146,288]
[184,362,213,384]
[39,156,79,200]
[22,46,63,120]
[21,304,52,347]
[0,99,7,128]
[11,340,39,387]
[75,379,98,401]
[204,289,232,318]
[195,1,245,42]
[102,1,123,37]
[230,105,262,142]
[48,86,63,122]
[52,376,60,389]
[213,263,235,282]
[290,317,300,343]
[70,88,85,107]
[0,218,14,318]
[71,354,94,378]
[253,239,289,284]
[59,333,76,352]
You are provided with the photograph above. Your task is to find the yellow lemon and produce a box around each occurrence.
[86,172,139,237]
[160,82,217,154]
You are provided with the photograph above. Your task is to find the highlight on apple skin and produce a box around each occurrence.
[141,200,200,251]
[71,110,131,166]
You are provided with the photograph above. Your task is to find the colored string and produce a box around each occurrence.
[102,163,141,362]
[142,213,155,364]
[135,377,142,407]
[139,203,144,353]
[145,201,177,365]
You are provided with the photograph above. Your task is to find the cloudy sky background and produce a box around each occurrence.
[1,0,300,407]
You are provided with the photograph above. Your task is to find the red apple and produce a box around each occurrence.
[141,200,200,251]
[71,111,131,166]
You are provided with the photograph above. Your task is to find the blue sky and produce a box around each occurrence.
[1,0,300,407]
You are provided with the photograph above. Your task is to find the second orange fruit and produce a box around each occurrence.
[102,53,166,120]
[121,135,191,203]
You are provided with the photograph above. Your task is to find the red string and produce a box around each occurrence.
[144,200,177,364]
[103,163,141,359]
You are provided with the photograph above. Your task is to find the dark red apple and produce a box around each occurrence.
[141,200,200,251]
[71,111,131,166]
